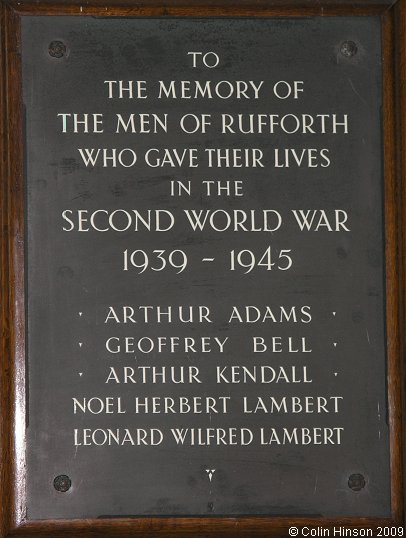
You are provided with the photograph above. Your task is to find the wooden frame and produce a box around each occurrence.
[1,1,405,535]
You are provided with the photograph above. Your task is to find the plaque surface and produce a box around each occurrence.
[22,16,390,519]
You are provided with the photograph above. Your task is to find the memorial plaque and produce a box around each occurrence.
[23,16,390,518]
[1,2,405,536]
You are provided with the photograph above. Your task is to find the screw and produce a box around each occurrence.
[54,475,71,492]
[49,41,67,59]
[348,473,366,491]
[340,41,357,58]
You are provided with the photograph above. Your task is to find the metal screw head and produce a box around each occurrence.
[340,41,358,58]
[348,473,366,491]
[49,41,67,59]
[54,475,71,492]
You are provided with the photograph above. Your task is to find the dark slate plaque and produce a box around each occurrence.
[22,16,390,518]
